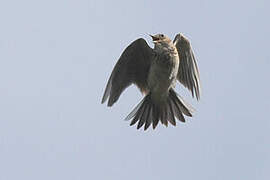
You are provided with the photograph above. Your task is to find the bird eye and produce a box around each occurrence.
[160,34,164,37]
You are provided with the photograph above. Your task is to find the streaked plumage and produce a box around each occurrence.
[102,33,201,130]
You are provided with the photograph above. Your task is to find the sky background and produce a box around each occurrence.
[0,0,269,179]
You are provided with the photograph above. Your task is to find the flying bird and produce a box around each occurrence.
[102,33,201,130]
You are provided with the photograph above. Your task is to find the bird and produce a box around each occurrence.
[101,33,201,130]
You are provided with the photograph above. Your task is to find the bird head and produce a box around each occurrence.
[149,34,170,43]
[149,34,174,51]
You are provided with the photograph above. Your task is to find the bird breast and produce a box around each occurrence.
[147,49,179,99]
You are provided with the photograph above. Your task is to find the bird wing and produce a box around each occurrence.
[173,33,201,100]
[102,38,154,106]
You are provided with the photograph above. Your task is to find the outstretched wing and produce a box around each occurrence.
[173,33,201,100]
[102,38,154,106]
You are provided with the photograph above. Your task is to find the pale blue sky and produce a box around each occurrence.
[0,0,269,179]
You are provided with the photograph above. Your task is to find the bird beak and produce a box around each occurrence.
[149,34,159,42]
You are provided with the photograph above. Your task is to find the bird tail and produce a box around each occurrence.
[125,89,194,130]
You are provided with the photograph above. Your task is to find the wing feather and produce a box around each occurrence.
[102,38,154,106]
[173,33,201,100]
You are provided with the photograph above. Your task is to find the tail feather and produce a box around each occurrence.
[167,99,176,126]
[160,105,167,126]
[125,89,194,130]
[125,99,144,120]
[137,104,149,129]
[129,103,144,126]
[171,97,186,122]
[144,106,152,130]
[152,105,159,129]
[169,90,193,117]
[129,112,140,126]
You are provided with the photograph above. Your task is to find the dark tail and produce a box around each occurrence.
[125,89,194,130]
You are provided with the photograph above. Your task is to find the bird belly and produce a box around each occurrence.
[147,54,179,102]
